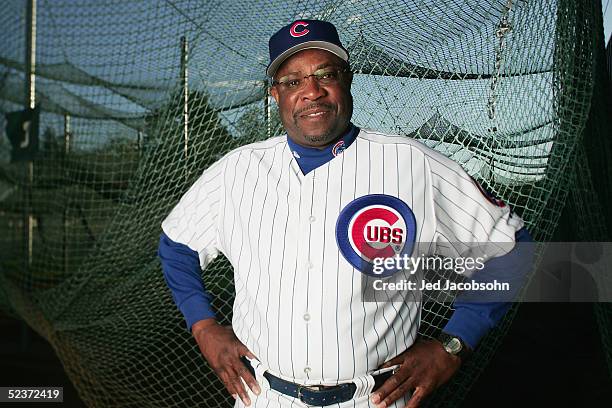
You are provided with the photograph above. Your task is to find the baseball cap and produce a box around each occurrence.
[267,19,349,78]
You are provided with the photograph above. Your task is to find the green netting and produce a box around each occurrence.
[0,0,609,406]
[573,4,612,379]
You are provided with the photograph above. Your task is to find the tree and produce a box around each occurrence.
[143,89,239,170]
[41,126,61,156]
[235,102,282,142]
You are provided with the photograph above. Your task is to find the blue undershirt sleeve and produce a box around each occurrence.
[158,232,216,331]
[442,227,533,349]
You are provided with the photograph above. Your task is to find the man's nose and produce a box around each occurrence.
[300,76,326,100]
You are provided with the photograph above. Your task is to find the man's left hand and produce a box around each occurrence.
[370,338,462,408]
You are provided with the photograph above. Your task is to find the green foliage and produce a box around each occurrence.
[41,127,62,156]
[235,102,282,141]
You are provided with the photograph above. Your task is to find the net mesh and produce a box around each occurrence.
[574,5,612,380]
[1,0,610,406]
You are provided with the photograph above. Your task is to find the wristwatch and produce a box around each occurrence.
[437,332,472,362]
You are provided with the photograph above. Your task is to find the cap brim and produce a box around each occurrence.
[266,41,349,77]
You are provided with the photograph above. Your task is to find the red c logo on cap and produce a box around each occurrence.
[290,21,309,37]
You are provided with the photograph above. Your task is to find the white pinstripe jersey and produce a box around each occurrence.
[161,128,524,385]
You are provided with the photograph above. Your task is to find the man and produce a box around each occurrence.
[158,19,531,408]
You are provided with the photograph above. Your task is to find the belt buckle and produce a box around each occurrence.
[297,383,326,405]
[298,383,346,407]
[297,384,319,398]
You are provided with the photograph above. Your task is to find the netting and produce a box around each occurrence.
[575,6,612,380]
[0,0,609,406]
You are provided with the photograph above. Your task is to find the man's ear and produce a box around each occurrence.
[345,71,354,90]
[270,85,280,104]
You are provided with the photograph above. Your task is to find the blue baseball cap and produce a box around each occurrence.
[267,19,349,77]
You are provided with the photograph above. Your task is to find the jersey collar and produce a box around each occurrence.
[287,123,359,175]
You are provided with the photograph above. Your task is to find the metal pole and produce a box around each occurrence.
[21,0,36,352]
[180,36,189,169]
[25,0,36,111]
[63,114,70,275]
[64,114,70,153]
[24,0,36,275]
[137,130,142,156]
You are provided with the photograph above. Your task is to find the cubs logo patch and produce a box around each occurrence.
[470,177,505,207]
[336,194,416,277]
[331,140,346,157]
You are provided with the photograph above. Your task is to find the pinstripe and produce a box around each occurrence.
[233,152,256,329]
[434,200,508,255]
[274,157,293,374]
[354,139,371,372]
[338,152,348,380]
[432,186,494,236]
[289,165,302,379]
[227,151,244,261]
[305,170,316,378]
[320,164,330,380]
[248,147,278,358]
[218,157,232,251]
[366,139,387,363]
[432,184,512,240]
[424,151,477,184]
[379,144,401,359]
[431,172,507,228]
[262,143,286,366]
[423,155,437,258]
[432,181,513,241]
[435,229,468,257]
[394,144,412,352]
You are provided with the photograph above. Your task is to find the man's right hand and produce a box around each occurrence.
[192,319,261,406]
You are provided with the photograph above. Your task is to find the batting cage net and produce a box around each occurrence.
[1,0,611,406]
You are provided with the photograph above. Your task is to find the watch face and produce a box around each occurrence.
[445,337,463,355]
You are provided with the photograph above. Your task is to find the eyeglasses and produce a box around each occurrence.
[272,67,351,92]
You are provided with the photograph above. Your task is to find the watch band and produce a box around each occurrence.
[437,332,472,362]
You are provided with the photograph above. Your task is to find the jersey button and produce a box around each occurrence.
[303,313,311,321]
[304,367,311,374]
[309,216,316,222]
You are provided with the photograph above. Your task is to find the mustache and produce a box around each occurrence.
[294,103,335,118]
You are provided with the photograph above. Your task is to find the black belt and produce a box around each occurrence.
[240,357,394,407]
